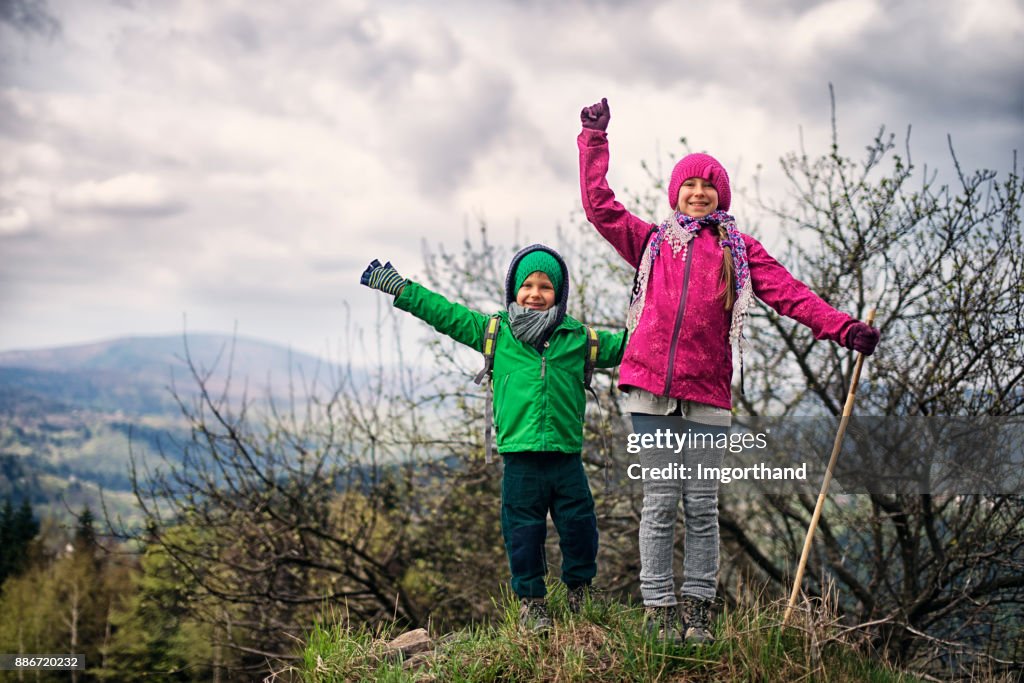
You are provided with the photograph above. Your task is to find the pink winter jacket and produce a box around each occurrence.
[578,128,856,410]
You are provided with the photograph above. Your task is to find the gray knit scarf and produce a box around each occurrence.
[508,303,561,350]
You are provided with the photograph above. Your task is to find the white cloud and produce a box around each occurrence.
[0,206,31,234]
[790,0,879,56]
[56,173,184,215]
[949,0,1024,43]
[0,142,62,175]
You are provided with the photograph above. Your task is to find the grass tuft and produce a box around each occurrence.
[297,588,922,682]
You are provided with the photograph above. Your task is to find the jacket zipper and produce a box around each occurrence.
[663,242,696,396]
[541,341,549,449]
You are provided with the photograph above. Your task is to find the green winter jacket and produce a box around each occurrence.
[394,277,626,454]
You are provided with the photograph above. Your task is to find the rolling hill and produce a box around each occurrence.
[0,333,343,523]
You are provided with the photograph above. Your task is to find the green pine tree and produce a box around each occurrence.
[0,497,40,584]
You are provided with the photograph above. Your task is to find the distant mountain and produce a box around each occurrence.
[0,334,346,523]
[0,333,342,416]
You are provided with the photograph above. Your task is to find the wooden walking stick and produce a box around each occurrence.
[782,309,876,627]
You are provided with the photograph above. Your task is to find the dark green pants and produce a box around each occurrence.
[501,452,599,598]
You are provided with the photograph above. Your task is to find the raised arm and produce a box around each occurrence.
[596,327,628,369]
[361,259,489,351]
[744,237,879,353]
[578,98,657,268]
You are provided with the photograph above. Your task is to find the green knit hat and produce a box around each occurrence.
[514,250,563,297]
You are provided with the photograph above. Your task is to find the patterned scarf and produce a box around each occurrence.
[508,302,561,350]
[627,209,753,349]
[648,210,749,293]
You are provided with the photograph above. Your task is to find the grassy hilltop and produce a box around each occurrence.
[297,589,920,683]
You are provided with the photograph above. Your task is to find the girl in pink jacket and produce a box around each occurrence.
[578,97,878,644]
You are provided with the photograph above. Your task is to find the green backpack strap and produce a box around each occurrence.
[473,315,502,463]
[582,325,612,491]
[583,325,599,400]
[473,315,501,385]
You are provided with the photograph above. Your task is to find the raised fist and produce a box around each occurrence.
[580,97,610,131]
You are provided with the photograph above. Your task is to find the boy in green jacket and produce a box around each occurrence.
[360,244,626,631]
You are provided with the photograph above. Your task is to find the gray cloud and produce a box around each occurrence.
[793,4,1022,119]
[402,68,516,193]
[0,0,1021,359]
[0,0,59,37]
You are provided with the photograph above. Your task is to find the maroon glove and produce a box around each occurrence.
[581,97,610,131]
[845,322,880,355]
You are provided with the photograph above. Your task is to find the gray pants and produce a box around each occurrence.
[628,395,729,606]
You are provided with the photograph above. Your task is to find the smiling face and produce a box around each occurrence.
[516,271,556,311]
[676,177,719,218]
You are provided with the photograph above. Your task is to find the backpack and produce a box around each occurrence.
[472,315,600,462]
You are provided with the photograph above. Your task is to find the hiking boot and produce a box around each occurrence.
[566,584,590,615]
[644,604,684,645]
[678,595,715,644]
[518,597,552,633]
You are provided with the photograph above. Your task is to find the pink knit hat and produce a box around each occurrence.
[667,153,731,212]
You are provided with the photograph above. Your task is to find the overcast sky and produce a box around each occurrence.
[2,0,1022,360]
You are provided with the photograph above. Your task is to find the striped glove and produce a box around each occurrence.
[360,259,407,296]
